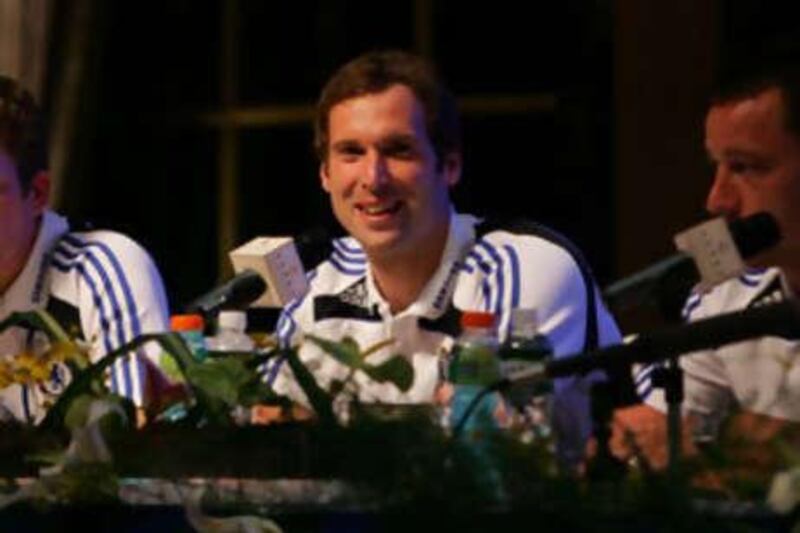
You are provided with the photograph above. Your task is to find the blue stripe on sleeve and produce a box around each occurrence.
[54,246,127,347]
[51,255,120,393]
[463,256,492,311]
[21,386,31,423]
[62,235,142,336]
[476,240,506,318]
[634,364,656,387]
[681,294,703,321]
[63,235,154,403]
[637,384,654,401]
[57,235,149,400]
[266,270,317,385]
[738,274,761,288]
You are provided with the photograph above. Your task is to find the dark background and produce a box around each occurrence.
[43,0,800,325]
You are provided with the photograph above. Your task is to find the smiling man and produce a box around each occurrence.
[266,51,621,466]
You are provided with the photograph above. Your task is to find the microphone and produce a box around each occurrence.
[546,299,800,380]
[604,212,781,321]
[228,236,308,308]
[185,269,267,315]
[499,299,800,390]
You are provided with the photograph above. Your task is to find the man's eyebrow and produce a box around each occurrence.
[330,139,361,151]
[378,133,417,147]
[719,148,765,160]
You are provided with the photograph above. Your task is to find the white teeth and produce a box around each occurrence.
[361,203,397,215]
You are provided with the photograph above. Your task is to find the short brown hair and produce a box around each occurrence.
[0,76,46,191]
[314,50,461,169]
[712,40,800,138]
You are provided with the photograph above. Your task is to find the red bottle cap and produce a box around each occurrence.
[171,314,204,331]
[460,311,495,329]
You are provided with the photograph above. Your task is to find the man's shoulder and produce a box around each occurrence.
[50,228,156,271]
[468,217,590,283]
[684,267,784,320]
[47,227,167,312]
[474,218,585,258]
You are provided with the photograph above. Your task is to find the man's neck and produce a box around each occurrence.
[369,222,451,315]
[0,218,41,296]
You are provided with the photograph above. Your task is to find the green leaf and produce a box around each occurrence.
[0,309,72,343]
[361,338,396,359]
[63,395,94,431]
[362,355,415,392]
[184,358,251,407]
[25,449,65,467]
[237,381,287,408]
[306,334,363,369]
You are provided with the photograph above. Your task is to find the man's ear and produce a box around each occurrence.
[28,171,50,214]
[442,152,461,187]
[320,162,331,193]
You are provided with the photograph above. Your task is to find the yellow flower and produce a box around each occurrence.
[46,340,87,365]
[0,361,14,388]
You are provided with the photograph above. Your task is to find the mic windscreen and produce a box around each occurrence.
[226,269,267,309]
[730,212,782,258]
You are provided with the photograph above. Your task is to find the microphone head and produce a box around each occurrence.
[729,212,782,258]
[225,269,267,309]
[185,269,268,315]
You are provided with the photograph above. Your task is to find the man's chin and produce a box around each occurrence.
[361,241,407,262]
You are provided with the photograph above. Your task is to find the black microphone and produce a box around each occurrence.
[185,269,267,315]
[604,212,781,321]
[500,299,800,388]
[544,299,800,380]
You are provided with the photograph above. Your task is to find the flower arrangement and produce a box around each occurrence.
[0,310,796,530]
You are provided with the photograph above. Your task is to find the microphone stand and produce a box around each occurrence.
[649,355,683,476]
[585,359,641,481]
[539,300,800,479]
[587,380,627,481]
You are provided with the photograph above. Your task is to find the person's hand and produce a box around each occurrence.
[712,411,800,472]
[606,404,698,471]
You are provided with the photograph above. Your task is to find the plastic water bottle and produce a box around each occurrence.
[206,310,255,353]
[448,310,505,502]
[500,308,554,441]
[169,314,208,364]
[156,314,208,423]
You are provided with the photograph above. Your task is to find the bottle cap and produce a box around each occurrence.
[171,314,205,331]
[218,310,247,331]
[460,310,495,329]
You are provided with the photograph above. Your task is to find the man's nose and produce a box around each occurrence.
[705,168,741,218]
[361,152,390,191]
